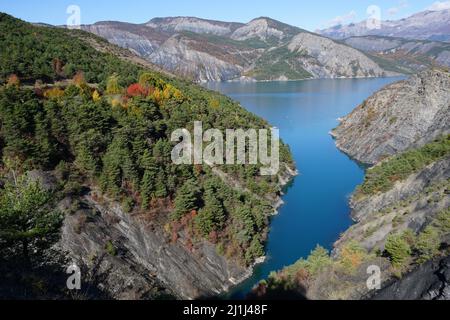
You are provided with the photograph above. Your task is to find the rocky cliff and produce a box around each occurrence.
[334,157,449,253]
[59,192,247,300]
[287,33,385,78]
[370,256,450,300]
[319,9,450,42]
[332,69,450,165]
[330,69,450,300]
[57,167,297,300]
[342,36,450,74]
[80,17,393,82]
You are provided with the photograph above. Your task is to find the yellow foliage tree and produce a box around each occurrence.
[106,73,122,95]
[152,88,162,104]
[162,86,171,100]
[44,87,65,99]
[110,98,121,108]
[92,89,101,102]
[138,72,155,88]
[338,241,367,274]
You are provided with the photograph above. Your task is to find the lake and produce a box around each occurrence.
[205,77,404,298]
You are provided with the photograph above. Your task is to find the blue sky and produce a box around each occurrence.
[1,0,448,31]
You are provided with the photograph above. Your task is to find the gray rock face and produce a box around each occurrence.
[80,17,392,82]
[148,35,243,82]
[287,33,387,78]
[371,256,450,300]
[334,157,450,253]
[332,69,450,165]
[146,17,243,36]
[319,9,450,42]
[342,36,450,73]
[59,194,248,300]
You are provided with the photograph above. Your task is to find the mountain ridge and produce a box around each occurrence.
[79,16,394,82]
[319,9,450,42]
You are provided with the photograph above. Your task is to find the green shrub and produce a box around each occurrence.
[415,226,440,263]
[357,135,450,196]
[385,234,411,267]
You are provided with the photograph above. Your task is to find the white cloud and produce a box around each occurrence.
[325,10,357,27]
[427,1,450,11]
[388,0,409,16]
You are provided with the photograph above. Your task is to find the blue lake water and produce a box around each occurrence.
[205,77,403,298]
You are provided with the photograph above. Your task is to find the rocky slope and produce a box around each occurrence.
[80,17,393,82]
[146,17,243,36]
[59,191,246,300]
[334,157,449,253]
[332,69,450,165]
[342,36,450,74]
[57,167,297,300]
[329,69,450,300]
[287,33,385,78]
[319,9,450,42]
[252,69,450,301]
[370,256,450,300]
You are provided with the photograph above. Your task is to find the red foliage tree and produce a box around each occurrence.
[126,83,148,97]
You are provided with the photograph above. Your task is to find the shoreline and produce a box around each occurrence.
[200,74,404,84]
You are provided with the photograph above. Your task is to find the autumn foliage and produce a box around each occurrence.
[126,83,148,97]
[44,87,65,99]
[73,71,86,87]
[6,74,20,87]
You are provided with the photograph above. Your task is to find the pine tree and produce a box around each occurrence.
[153,170,168,199]
[385,234,411,267]
[415,226,440,263]
[172,179,200,220]
[0,173,62,265]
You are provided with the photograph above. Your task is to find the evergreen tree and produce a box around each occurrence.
[415,226,440,263]
[195,188,226,236]
[385,234,411,267]
[0,173,62,264]
[172,179,200,220]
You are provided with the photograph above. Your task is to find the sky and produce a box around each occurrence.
[1,0,449,31]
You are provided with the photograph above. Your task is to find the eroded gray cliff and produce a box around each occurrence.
[332,69,450,165]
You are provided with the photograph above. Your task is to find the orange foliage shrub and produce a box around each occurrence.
[73,71,86,87]
[6,74,20,87]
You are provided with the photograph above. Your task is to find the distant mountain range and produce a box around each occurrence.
[80,17,391,82]
[341,35,450,74]
[319,9,450,42]
[79,10,450,82]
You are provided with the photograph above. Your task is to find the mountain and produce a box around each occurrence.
[332,69,450,165]
[81,17,392,82]
[0,13,297,299]
[146,16,244,36]
[342,36,450,74]
[319,9,450,42]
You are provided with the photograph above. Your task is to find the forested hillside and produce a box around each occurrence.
[0,13,295,298]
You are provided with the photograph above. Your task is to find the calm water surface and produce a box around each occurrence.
[205,77,403,298]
